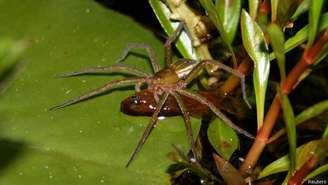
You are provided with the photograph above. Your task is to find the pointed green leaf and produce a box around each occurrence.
[280,93,297,172]
[258,140,320,179]
[149,0,198,60]
[296,99,328,124]
[269,12,328,61]
[215,0,241,44]
[241,10,270,129]
[207,118,239,160]
[276,0,303,27]
[291,0,311,21]
[308,0,325,47]
[305,163,328,181]
[267,24,286,81]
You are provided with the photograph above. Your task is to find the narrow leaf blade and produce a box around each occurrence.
[308,0,325,47]
[280,93,297,172]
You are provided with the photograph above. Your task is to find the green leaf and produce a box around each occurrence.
[305,163,328,181]
[323,124,328,137]
[308,0,325,47]
[267,24,286,81]
[199,0,237,65]
[296,99,328,124]
[269,99,328,142]
[241,9,270,130]
[215,0,241,44]
[207,118,239,160]
[258,140,320,179]
[291,0,311,21]
[0,0,201,184]
[280,92,297,172]
[271,0,279,22]
[149,0,197,60]
[269,12,328,61]
[249,0,260,19]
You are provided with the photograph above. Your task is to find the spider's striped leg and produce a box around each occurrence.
[126,92,170,167]
[49,78,146,111]
[177,89,254,139]
[116,43,160,73]
[171,92,198,161]
[164,23,184,66]
[56,64,152,78]
[185,60,252,109]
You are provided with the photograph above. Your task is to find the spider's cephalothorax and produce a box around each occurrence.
[50,23,253,167]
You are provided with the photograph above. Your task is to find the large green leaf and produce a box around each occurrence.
[241,10,270,130]
[0,0,201,184]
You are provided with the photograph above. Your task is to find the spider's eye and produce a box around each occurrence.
[131,95,140,104]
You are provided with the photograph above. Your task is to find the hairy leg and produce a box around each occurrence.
[126,92,170,167]
[56,64,152,78]
[177,89,254,139]
[185,60,251,108]
[171,92,198,160]
[164,23,184,66]
[49,78,146,111]
[116,43,160,73]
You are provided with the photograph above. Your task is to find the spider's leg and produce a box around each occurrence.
[126,92,170,167]
[185,60,252,109]
[49,78,146,111]
[171,92,198,161]
[177,89,254,139]
[164,23,184,66]
[116,43,160,73]
[56,64,152,78]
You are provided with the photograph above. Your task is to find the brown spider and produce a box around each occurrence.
[50,23,253,167]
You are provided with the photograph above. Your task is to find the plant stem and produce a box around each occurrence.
[239,29,328,176]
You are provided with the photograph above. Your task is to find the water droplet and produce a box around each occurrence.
[49,175,53,179]
[85,8,90,13]
[44,165,49,169]
[158,116,166,120]
[82,80,87,83]
[65,90,71,94]
[100,179,105,183]
[78,174,82,179]
[79,130,83,134]
[18,172,23,176]
[190,158,196,163]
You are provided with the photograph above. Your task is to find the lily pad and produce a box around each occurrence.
[0,0,200,184]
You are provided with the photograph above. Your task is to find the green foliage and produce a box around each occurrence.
[207,118,239,160]
[240,9,270,130]
[280,92,297,172]
[308,0,325,47]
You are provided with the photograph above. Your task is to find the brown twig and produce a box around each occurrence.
[239,29,328,176]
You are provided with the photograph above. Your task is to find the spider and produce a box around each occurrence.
[50,23,253,167]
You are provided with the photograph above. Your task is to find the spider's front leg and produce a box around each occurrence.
[164,23,185,66]
[126,92,170,167]
[185,59,252,108]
